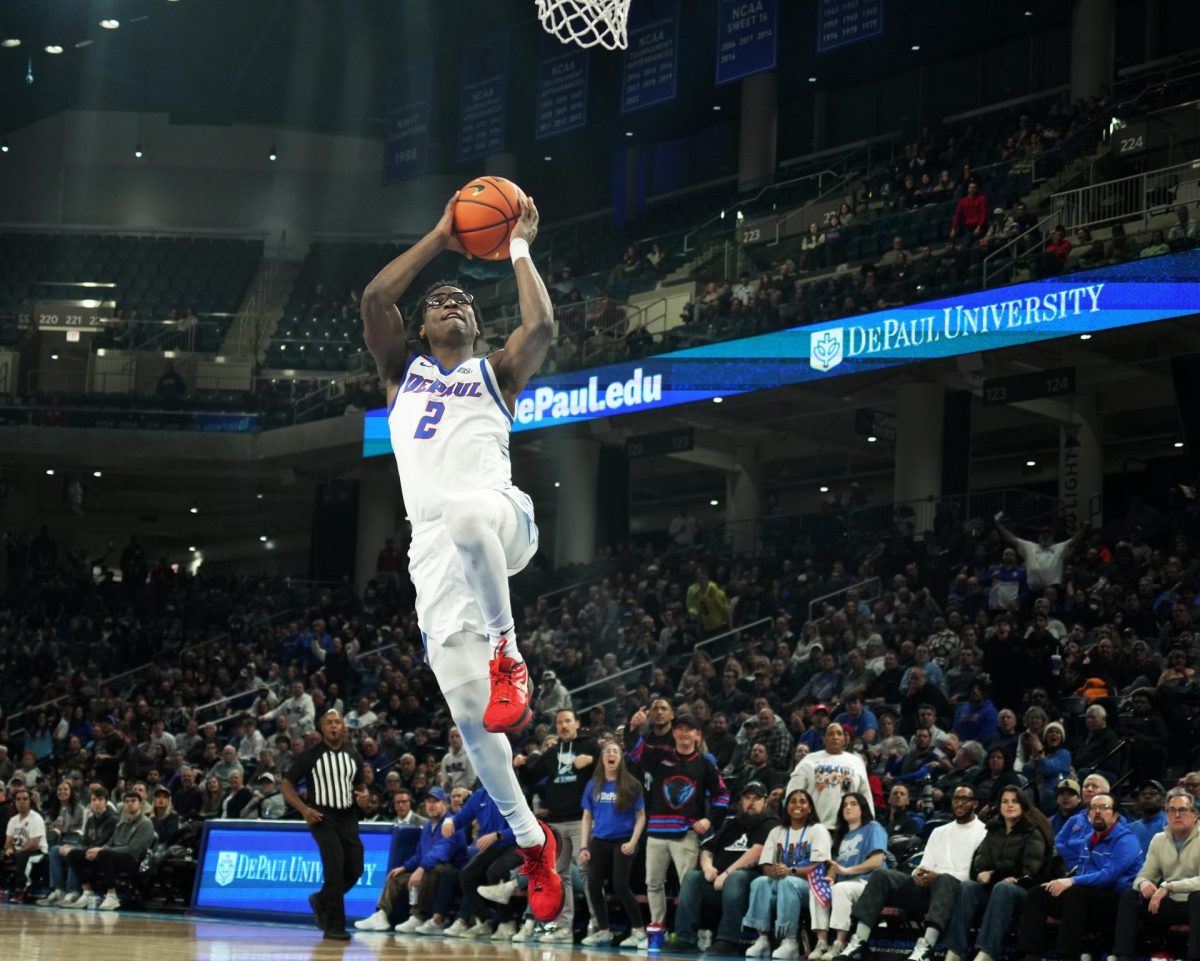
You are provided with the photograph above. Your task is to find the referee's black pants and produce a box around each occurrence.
[311,808,364,933]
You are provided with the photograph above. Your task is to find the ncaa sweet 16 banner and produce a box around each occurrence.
[363,251,1200,454]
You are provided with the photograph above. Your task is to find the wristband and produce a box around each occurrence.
[509,237,531,264]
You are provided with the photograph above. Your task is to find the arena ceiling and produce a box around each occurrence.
[0,0,1075,160]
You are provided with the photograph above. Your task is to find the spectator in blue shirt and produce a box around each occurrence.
[579,741,646,947]
[799,705,832,753]
[953,681,999,748]
[387,788,469,935]
[1127,780,1167,858]
[1015,791,1141,961]
[440,785,517,939]
[836,695,879,745]
[982,549,1029,613]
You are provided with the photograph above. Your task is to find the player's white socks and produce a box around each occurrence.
[490,630,523,663]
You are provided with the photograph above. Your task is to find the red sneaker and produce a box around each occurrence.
[482,639,533,734]
[518,821,564,923]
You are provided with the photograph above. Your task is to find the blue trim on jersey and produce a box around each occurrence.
[386,353,417,416]
[479,358,514,425]
[423,355,468,377]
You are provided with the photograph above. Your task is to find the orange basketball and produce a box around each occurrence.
[452,176,526,260]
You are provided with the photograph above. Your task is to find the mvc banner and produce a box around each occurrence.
[384,61,433,183]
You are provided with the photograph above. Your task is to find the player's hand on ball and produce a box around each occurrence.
[436,192,471,258]
[511,196,539,246]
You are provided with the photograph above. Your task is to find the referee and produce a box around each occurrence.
[282,708,367,941]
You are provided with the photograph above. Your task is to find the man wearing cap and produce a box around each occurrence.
[1050,779,1082,832]
[799,705,832,753]
[996,516,1085,593]
[1128,780,1168,857]
[534,670,573,718]
[671,781,779,954]
[282,708,368,941]
[377,787,469,935]
[241,773,286,820]
[627,710,730,944]
[513,707,599,942]
[1112,788,1200,961]
[65,788,155,911]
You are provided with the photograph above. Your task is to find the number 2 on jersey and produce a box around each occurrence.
[414,400,445,439]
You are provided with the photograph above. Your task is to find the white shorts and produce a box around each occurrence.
[409,488,538,688]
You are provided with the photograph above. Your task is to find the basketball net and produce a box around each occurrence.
[535,0,632,50]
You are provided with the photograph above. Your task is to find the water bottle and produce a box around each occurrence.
[698,930,713,951]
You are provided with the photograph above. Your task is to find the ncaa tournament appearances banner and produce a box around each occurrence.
[716,0,779,85]
[817,0,884,53]
[621,0,679,114]
[363,251,1200,454]
[384,62,433,184]
[457,32,509,163]
[192,820,414,921]
[536,35,589,139]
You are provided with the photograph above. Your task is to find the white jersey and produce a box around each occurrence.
[388,353,526,525]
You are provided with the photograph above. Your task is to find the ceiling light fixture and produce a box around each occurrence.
[808,76,817,82]
[92,470,102,478]
[1079,333,1092,340]
[554,481,561,488]
[99,19,120,29]
[625,131,633,137]
[188,545,197,552]
[268,147,277,161]
[1026,459,1037,467]
[45,44,63,54]
[1175,441,1185,448]
[75,40,94,48]
[709,499,719,506]
[0,141,8,153]
[259,534,268,542]
[819,485,830,493]
[867,435,878,443]
[1,39,20,48]
[712,105,721,111]
[189,502,199,514]
[134,144,143,158]
[45,468,55,476]
[712,396,723,404]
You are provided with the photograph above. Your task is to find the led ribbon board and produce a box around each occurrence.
[191,820,417,921]
[364,251,1200,456]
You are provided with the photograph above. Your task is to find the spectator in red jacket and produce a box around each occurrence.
[950,181,989,246]
[1035,225,1073,277]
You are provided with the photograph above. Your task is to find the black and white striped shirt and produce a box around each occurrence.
[286,742,365,811]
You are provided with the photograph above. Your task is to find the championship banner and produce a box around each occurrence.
[716,0,779,85]
[363,251,1200,451]
[384,62,433,183]
[817,0,884,53]
[457,32,509,163]
[620,0,679,114]
[536,34,589,139]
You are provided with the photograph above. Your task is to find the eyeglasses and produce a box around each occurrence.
[1088,803,1114,811]
[1167,807,1194,815]
[425,291,474,308]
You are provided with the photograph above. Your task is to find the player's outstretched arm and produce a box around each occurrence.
[492,197,554,406]
[361,193,470,386]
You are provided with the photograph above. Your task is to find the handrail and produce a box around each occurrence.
[807,577,883,628]
[1051,158,1200,234]
[572,616,774,720]
[982,212,1055,289]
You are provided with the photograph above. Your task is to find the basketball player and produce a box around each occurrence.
[360,192,562,922]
